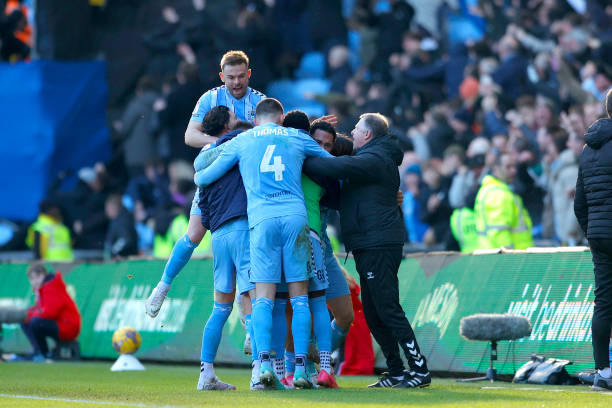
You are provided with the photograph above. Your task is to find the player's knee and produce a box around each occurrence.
[331,300,354,330]
[187,218,206,243]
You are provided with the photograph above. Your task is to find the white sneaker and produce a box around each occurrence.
[145,283,170,318]
[249,378,264,391]
[197,375,236,391]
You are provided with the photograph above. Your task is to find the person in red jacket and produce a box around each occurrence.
[21,262,81,360]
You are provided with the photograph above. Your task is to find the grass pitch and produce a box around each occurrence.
[0,361,611,408]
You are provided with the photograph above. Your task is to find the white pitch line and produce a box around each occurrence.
[480,386,612,396]
[0,394,174,407]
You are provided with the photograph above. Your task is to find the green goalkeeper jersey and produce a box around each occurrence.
[301,174,324,237]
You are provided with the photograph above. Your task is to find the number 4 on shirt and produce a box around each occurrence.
[260,144,285,181]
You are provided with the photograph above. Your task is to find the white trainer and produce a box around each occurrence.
[197,375,236,391]
[145,282,170,318]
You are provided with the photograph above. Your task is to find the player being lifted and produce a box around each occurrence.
[194,98,331,389]
[146,50,265,317]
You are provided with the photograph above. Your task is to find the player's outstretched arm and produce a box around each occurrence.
[185,121,219,148]
[303,152,381,183]
[193,143,230,172]
[194,147,239,188]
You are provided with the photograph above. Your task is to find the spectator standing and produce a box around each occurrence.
[574,89,612,390]
[104,195,138,259]
[114,76,158,178]
[25,200,73,262]
[474,153,533,250]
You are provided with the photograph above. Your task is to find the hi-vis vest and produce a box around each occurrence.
[474,175,533,250]
[153,214,211,258]
[26,214,74,261]
[450,207,479,253]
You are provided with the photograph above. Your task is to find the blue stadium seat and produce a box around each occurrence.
[295,52,326,79]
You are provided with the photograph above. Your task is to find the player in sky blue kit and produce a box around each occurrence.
[145,50,265,318]
[194,98,332,389]
[194,111,255,391]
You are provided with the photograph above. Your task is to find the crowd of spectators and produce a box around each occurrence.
[0,0,31,61]
[4,0,612,259]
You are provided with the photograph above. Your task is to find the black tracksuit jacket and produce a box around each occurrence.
[304,135,406,251]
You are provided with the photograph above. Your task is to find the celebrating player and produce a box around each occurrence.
[145,50,265,317]
[194,98,331,389]
[194,108,255,391]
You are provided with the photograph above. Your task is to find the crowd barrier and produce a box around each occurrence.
[0,248,595,374]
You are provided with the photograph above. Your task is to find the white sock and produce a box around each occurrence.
[273,358,285,379]
[157,281,171,294]
[319,350,332,374]
[251,360,261,381]
[200,362,214,380]
[599,367,611,378]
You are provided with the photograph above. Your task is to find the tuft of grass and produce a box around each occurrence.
[0,362,611,407]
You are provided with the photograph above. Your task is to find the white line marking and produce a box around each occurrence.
[0,394,171,407]
[480,386,612,395]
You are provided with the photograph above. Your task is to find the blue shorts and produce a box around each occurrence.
[190,187,202,216]
[308,231,328,292]
[249,215,310,284]
[321,209,350,300]
[211,217,254,295]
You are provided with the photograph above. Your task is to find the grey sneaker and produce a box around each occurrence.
[592,373,612,391]
[579,369,597,385]
[145,283,169,318]
[197,376,236,391]
[249,379,265,391]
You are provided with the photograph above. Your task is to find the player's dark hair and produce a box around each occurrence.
[220,50,249,70]
[332,134,353,157]
[233,121,254,131]
[360,113,389,138]
[606,88,612,118]
[309,119,337,141]
[283,110,310,132]
[202,106,230,136]
[27,262,48,277]
[256,98,284,118]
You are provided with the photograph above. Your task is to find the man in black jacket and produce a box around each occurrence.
[575,89,612,390]
[303,113,430,389]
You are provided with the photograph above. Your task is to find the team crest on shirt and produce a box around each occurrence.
[247,109,256,122]
[192,98,201,115]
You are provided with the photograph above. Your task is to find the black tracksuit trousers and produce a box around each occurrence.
[590,238,612,369]
[353,246,428,377]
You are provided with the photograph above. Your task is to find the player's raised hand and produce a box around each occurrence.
[318,115,338,127]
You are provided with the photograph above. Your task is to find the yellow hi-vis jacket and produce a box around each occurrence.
[450,207,479,253]
[153,214,211,258]
[26,214,74,261]
[474,175,533,250]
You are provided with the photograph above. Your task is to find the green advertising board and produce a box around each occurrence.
[0,250,596,375]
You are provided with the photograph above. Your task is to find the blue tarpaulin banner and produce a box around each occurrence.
[0,60,111,221]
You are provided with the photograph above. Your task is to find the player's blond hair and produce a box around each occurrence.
[220,50,249,70]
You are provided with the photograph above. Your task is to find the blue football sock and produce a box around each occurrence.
[290,295,311,371]
[331,318,349,350]
[200,301,233,363]
[161,234,197,285]
[310,296,331,353]
[285,351,295,374]
[271,298,287,359]
[253,297,274,359]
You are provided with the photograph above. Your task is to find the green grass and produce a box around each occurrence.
[0,362,611,407]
